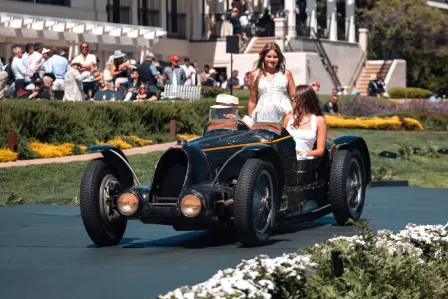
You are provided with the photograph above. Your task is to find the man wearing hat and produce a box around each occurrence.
[138,52,159,91]
[162,55,186,86]
[210,93,254,128]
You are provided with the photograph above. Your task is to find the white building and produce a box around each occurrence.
[0,0,405,94]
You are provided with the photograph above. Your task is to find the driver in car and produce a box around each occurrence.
[210,94,254,128]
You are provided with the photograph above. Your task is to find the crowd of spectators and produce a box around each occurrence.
[0,41,250,102]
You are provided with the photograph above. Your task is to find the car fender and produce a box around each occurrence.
[333,135,372,186]
[212,144,285,195]
[85,145,136,188]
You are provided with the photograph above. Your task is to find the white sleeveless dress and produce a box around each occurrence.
[251,70,292,123]
[286,114,317,160]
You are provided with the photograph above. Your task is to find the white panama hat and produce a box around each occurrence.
[210,94,244,109]
[112,50,126,59]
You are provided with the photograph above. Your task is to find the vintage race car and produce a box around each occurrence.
[79,108,371,247]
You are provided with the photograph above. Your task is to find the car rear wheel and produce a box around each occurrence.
[80,159,127,246]
[329,150,366,225]
[234,159,277,247]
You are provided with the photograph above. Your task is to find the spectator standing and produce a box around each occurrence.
[228,70,241,89]
[25,42,45,81]
[110,50,129,86]
[180,58,197,86]
[202,69,217,86]
[42,48,51,74]
[138,52,159,91]
[63,61,95,101]
[199,64,210,84]
[367,74,377,97]
[375,73,386,97]
[22,43,34,69]
[229,7,242,35]
[46,47,68,91]
[71,42,97,97]
[11,46,27,94]
[429,91,442,103]
[276,4,286,17]
[162,56,186,86]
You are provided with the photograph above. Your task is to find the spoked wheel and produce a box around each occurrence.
[329,150,366,225]
[234,159,277,247]
[80,159,127,246]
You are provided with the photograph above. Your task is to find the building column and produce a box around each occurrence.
[346,0,355,42]
[160,0,167,30]
[191,0,204,40]
[132,0,139,25]
[262,0,271,11]
[306,0,317,36]
[274,18,286,52]
[327,0,337,41]
[285,0,296,37]
[358,28,368,52]
[246,0,254,13]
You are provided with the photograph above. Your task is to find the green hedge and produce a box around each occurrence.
[0,99,236,148]
[388,87,433,99]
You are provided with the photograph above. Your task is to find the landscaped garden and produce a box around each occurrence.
[0,89,447,205]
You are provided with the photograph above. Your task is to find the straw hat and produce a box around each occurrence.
[210,94,244,109]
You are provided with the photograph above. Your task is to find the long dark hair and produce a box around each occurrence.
[254,42,286,73]
[291,85,322,129]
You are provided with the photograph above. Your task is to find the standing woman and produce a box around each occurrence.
[248,42,296,123]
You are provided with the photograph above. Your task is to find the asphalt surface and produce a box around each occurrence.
[0,186,447,299]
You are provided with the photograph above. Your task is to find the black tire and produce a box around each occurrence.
[234,159,278,247]
[329,150,366,225]
[80,159,127,246]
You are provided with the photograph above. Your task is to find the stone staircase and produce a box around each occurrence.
[247,37,277,54]
[356,60,392,96]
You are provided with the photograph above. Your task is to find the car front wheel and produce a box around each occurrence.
[234,159,277,247]
[80,159,127,246]
[329,150,366,225]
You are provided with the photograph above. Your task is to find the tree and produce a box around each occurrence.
[365,0,448,90]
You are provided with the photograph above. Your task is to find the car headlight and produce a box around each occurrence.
[117,192,140,216]
[180,193,202,217]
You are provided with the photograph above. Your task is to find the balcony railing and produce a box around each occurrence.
[139,8,160,27]
[106,4,130,25]
[167,12,186,39]
[8,0,70,6]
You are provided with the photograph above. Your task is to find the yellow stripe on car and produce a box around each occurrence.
[202,135,291,152]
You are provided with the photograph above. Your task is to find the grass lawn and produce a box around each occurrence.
[0,130,447,206]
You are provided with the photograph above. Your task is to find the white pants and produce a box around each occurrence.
[52,79,65,91]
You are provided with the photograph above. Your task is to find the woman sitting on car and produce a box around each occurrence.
[283,85,328,160]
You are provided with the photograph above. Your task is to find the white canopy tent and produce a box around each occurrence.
[0,12,166,63]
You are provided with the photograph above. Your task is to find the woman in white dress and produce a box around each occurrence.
[248,42,296,123]
[283,85,328,160]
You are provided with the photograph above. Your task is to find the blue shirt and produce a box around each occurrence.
[46,54,68,79]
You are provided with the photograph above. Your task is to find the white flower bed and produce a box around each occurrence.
[159,223,448,299]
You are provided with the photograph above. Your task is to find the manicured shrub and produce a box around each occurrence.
[388,87,433,99]
[325,115,424,131]
[339,95,396,116]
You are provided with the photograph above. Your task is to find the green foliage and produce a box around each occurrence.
[304,219,448,299]
[371,165,393,180]
[388,87,433,99]
[366,0,448,90]
[395,142,413,160]
[0,100,227,147]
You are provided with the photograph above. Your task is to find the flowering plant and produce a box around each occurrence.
[160,220,448,299]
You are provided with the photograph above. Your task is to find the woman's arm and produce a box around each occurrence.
[247,70,259,117]
[303,116,328,158]
[283,113,293,128]
[285,69,296,101]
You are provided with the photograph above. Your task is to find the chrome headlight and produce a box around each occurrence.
[180,193,202,217]
[117,192,140,216]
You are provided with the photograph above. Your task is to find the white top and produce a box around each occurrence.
[11,57,27,80]
[251,70,292,123]
[286,114,317,160]
[72,54,97,82]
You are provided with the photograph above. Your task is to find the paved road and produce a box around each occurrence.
[0,187,447,299]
